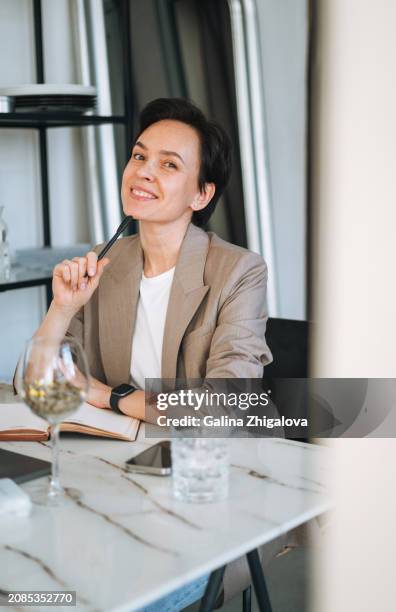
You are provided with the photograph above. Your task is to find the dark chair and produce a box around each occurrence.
[263,318,310,452]
[264,317,309,378]
[263,318,310,446]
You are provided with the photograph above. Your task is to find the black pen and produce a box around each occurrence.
[84,216,134,276]
[96,216,134,260]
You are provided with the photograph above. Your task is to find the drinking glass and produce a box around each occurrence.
[15,336,89,506]
[171,437,229,503]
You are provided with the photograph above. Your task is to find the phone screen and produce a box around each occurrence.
[126,441,171,472]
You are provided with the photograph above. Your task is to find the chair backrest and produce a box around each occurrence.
[264,317,309,378]
[263,318,310,442]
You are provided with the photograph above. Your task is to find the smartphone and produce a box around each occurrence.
[125,441,172,476]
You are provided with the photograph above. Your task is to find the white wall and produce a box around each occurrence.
[256,0,308,319]
[311,0,396,609]
[0,0,88,381]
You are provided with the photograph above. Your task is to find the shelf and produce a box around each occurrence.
[0,272,51,292]
[0,244,90,293]
[0,112,126,128]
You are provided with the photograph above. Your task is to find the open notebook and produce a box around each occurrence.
[0,402,140,442]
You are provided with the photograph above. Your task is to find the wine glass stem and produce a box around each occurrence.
[49,422,62,496]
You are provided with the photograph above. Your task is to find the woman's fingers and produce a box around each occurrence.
[62,263,71,283]
[96,258,110,277]
[71,257,86,290]
[86,258,109,287]
[53,260,71,284]
[67,259,79,290]
[53,253,109,294]
[86,251,98,277]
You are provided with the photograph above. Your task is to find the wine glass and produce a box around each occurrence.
[15,336,90,506]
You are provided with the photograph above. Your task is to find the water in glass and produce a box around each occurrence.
[171,438,229,503]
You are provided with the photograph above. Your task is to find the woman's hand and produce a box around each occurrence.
[86,375,111,409]
[52,252,109,314]
[71,363,111,409]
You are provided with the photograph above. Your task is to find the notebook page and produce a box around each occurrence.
[0,403,48,433]
[62,402,139,438]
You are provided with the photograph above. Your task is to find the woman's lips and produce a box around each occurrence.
[130,187,157,201]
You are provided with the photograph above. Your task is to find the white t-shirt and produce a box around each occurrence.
[130,266,175,389]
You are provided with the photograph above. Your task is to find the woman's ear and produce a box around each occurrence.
[191,183,216,211]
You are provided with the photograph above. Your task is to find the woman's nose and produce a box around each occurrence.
[136,160,156,181]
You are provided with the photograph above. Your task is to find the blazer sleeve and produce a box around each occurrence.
[205,254,273,378]
[65,295,106,383]
[66,306,84,346]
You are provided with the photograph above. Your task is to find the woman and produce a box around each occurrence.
[35,97,272,416]
[32,98,275,610]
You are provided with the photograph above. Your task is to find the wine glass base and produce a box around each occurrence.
[29,482,82,507]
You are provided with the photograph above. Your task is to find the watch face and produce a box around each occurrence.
[113,384,135,396]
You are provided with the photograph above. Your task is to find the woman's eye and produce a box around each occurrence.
[164,161,177,169]
[132,152,144,161]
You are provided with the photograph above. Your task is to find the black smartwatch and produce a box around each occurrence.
[110,383,136,414]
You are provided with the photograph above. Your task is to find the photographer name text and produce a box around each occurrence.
[156,415,308,428]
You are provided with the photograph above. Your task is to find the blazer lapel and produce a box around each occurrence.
[162,224,210,379]
[99,236,143,386]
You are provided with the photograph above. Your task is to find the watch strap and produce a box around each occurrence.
[110,384,136,414]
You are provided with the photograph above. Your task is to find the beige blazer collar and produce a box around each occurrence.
[99,223,209,385]
[162,223,210,379]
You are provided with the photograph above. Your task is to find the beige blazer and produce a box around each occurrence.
[67,222,281,603]
[68,222,272,386]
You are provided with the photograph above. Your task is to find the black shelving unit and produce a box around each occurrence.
[0,113,126,129]
[0,0,134,303]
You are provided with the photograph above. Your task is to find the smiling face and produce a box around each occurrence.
[121,119,212,225]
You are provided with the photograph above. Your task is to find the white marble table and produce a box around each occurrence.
[0,427,330,612]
